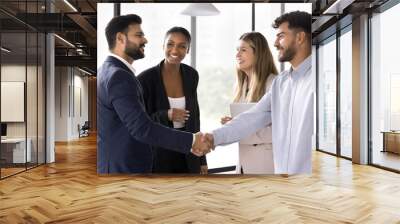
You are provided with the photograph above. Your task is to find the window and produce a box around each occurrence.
[255,3,282,70]
[196,3,252,169]
[255,3,312,72]
[121,3,191,74]
[339,27,352,158]
[371,3,400,171]
[97,3,115,69]
[317,35,337,155]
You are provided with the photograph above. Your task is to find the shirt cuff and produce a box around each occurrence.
[167,109,172,121]
[212,129,221,146]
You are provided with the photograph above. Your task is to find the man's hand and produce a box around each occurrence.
[168,108,190,122]
[200,165,208,175]
[201,133,215,151]
[220,116,232,125]
[191,132,212,157]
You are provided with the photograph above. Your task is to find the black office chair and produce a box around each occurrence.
[79,121,90,138]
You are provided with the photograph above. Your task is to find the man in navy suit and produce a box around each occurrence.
[97,14,210,174]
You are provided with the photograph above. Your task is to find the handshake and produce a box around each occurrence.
[190,132,215,157]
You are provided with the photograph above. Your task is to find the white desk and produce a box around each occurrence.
[1,138,31,163]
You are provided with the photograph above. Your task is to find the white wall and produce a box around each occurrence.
[55,66,69,141]
[1,63,46,164]
[55,67,89,141]
[1,65,36,138]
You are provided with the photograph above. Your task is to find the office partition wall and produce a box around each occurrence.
[0,0,47,179]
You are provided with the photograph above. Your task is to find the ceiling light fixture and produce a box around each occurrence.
[323,0,355,15]
[1,47,11,53]
[63,0,78,12]
[54,34,75,48]
[78,67,92,76]
[181,3,220,16]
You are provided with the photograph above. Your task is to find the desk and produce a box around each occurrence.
[1,138,31,163]
[381,131,400,154]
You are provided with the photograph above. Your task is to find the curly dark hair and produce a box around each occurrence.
[272,11,311,35]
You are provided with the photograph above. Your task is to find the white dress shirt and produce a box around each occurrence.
[213,56,314,174]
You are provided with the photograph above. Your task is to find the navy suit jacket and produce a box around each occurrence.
[97,56,193,174]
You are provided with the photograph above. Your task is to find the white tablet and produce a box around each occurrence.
[229,103,256,117]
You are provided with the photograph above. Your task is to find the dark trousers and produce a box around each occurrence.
[152,128,189,173]
[152,149,188,173]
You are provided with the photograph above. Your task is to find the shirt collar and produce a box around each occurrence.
[109,53,136,74]
[289,55,311,80]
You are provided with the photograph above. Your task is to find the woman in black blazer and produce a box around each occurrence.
[137,27,207,174]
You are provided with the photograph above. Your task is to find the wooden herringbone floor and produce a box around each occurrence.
[1,134,400,223]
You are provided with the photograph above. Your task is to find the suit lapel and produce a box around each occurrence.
[156,61,171,110]
[106,56,134,76]
[180,64,191,111]
[106,56,145,104]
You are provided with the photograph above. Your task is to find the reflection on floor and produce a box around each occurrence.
[0,163,41,178]
[373,150,400,171]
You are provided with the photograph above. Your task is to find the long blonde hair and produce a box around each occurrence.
[233,32,278,102]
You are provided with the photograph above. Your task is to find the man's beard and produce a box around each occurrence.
[278,42,296,62]
[125,40,145,60]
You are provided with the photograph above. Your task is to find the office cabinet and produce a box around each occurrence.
[382,131,400,154]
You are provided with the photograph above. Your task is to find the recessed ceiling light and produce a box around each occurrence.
[1,47,11,53]
[54,34,75,48]
[78,67,92,76]
[63,0,78,12]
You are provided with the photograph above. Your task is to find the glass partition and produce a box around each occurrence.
[1,30,28,177]
[0,0,46,179]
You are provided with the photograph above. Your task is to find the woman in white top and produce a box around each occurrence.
[221,32,278,174]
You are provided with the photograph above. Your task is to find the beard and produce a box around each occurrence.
[277,41,296,62]
[124,39,145,60]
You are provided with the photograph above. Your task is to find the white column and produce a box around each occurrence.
[46,33,55,163]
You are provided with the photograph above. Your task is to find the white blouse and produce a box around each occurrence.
[168,96,186,128]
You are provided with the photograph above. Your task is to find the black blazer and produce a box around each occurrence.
[97,56,193,174]
[137,60,207,173]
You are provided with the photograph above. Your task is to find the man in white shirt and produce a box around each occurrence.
[203,11,313,174]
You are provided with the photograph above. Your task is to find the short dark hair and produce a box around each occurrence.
[164,26,191,44]
[272,11,311,35]
[105,14,142,50]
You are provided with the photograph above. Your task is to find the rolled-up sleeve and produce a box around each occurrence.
[213,92,272,146]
